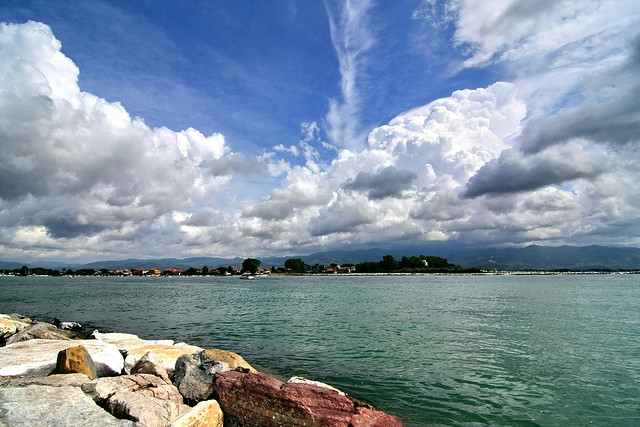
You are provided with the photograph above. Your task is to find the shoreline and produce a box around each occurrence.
[0,311,405,426]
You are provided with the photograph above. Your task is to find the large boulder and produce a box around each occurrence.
[56,345,98,378]
[0,339,124,377]
[0,384,134,426]
[0,317,17,339]
[4,322,75,344]
[212,370,404,427]
[173,351,230,404]
[202,348,256,372]
[92,331,174,355]
[84,373,190,426]
[124,344,202,378]
[130,350,171,383]
[167,400,224,427]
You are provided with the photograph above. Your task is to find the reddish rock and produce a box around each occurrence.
[350,407,404,427]
[213,370,343,426]
[56,345,98,378]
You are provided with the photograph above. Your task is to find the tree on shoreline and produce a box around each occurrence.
[242,258,261,274]
[284,258,308,273]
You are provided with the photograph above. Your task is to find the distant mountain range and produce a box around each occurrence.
[1,245,639,271]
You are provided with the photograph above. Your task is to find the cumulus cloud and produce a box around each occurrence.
[0,21,267,258]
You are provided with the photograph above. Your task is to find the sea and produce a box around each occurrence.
[1,273,639,426]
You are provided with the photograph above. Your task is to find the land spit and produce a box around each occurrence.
[0,312,403,426]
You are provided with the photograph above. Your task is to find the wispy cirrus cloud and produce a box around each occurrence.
[324,0,377,150]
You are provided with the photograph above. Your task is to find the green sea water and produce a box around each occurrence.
[1,274,639,426]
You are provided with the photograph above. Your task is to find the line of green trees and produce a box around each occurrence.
[355,254,480,273]
[2,254,480,277]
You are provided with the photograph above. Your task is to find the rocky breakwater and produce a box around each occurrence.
[0,313,404,426]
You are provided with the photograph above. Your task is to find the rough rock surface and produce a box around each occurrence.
[56,345,98,378]
[4,322,75,344]
[213,370,355,426]
[174,351,230,404]
[86,373,190,426]
[0,317,17,338]
[124,344,202,377]
[167,400,224,427]
[0,373,92,388]
[287,376,346,395]
[349,406,405,426]
[202,348,256,372]
[0,384,134,426]
[0,339,124,377]
[213,370,404,427]
[92,331,175,354]
[130,350,171,383]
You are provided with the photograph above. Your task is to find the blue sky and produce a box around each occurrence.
[0,0,639,263]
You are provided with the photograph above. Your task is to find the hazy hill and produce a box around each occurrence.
[2,245,639,271]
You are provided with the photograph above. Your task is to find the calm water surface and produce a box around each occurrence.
[1,274,639,426]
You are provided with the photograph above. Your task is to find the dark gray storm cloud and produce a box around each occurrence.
[343,165,418,199]
[520,35,640,154]
[462,147,607,198]
[520,89,640,154]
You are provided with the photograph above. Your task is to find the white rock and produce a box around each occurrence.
[0,385,134,426]
[0,339,124,377]
[287,376,346,396]
[92,330,174,354]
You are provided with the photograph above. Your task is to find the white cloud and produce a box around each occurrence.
[0,21,275,261]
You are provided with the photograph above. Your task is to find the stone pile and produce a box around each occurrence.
[0,313,403,426]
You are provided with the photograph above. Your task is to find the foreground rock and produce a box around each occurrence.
[167,400,224,427]
[213,370,404,427]
[124,344,202,378]
[84,373,190,426]
[0,339,123,377]
[56,345,98,378]
[0,317,17,339]
[0,384,134,426]
[174,351,231,404]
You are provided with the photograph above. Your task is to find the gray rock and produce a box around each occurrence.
[173,350,230,404]
[130,350,171,383]
[87,373,189,426]
[0,384,134,426]
[5,322,75,344]
[0,339,124,377]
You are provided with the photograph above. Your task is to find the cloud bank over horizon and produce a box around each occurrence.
[1,0,639,263]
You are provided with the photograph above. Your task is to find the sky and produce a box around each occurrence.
[0,0,639,263]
